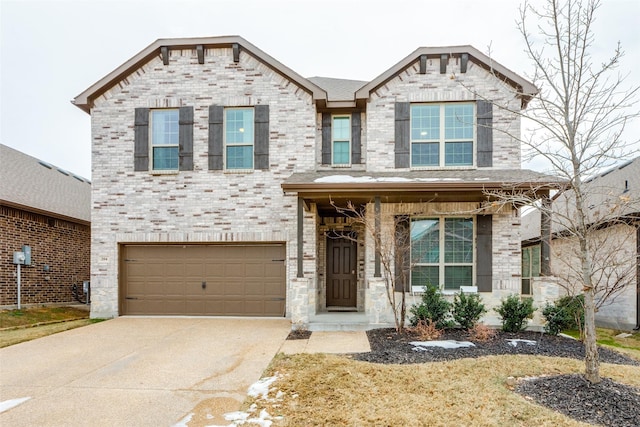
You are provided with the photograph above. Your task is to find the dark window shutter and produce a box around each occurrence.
[208,105,224,170]
[134,108,149,171]
[476,215,493,292]
[179,106,194,171]
[395,102,410,168]
[254,105,270,170]
[321,113,331,165]
[394,216,411,292]
[351,112,361,164]
[476,100,493,167]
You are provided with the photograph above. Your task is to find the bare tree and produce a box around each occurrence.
[329,200,412,332]
[510,0,639,384]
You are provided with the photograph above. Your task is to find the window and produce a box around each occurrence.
[151,109,179,170]
[410,102,474,167]
[332,116,351,165]
[521,245,540,295]
[225,108,254,169]
[411,217,474,291]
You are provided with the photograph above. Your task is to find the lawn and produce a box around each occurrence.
[562,328,640,360]
[230,327,640,427]
[245,353,639,427]
[0,306,94,348]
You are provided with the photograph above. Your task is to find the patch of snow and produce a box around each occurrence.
[247,375,278,398]
[474,177,490,181]
[222,408,273,427]
[506,339,537,347]
[224,411,250,422]
[0,397,31,414]
[558,333,577,340]
[376,177,412,182]
[314,175,375,183]
[409,340,475,350]
[615,332,632,339]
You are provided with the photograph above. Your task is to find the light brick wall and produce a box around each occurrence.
[365,56,521,171]
[89,47,316,318]
[551,223,638,330]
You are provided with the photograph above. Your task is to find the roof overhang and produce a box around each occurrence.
[72,36,328,114]
[1,200,90,226]
[282,170,564,209]
[355,45,538,108]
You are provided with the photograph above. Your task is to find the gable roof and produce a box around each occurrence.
[0,144,91,224]
[356,45,538,108]
[73,37,536,113]
[73,35,328,113]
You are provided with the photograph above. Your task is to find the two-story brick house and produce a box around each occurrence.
[74,36,559,329]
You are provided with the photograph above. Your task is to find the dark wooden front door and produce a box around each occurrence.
[326,237,357,307]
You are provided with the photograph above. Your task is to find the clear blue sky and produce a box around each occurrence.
[1,0,638,179]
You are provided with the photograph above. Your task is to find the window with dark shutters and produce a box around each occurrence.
[254,105,270,170]
[351,112,361,164]
[476,215,493,292]
[321,113,332,165]
[394,102,410,168]
[134,108,149,171]
[178,106,194,171]
[476,100,493,167]
[208,105,224,170]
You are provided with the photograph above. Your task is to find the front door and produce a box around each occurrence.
[326,237,357,307]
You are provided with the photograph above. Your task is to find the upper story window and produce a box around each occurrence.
[410,217,474,291]
[410,102,474,167]
[332,115,351,165]
[150,109,179,170]
[225,108,254,169]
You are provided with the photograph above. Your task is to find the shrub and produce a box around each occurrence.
[494,294,536,332]
[469,323,497,342]
[409,285,452,329]
[452,292,487,329]
[411,319,443,340]
[542,294,585,336]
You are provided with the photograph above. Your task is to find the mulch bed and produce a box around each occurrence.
[286,329,312,340]
[350,328,640,427]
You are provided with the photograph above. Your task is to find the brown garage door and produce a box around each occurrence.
[120,244,286,316]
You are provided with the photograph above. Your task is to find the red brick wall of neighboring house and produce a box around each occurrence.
[0,205,90,306]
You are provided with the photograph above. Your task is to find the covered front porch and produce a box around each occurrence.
[283,170,560,331]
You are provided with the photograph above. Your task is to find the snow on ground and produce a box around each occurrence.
[506,339,537,347]
[247,375,278,399]
[409,340,475,350]
[0,397,31,414]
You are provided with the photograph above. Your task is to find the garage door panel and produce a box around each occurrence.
[121,244,285,316]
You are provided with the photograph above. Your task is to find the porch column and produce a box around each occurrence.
[540,194,551,276]
[374,196,381,277]
[297,197,304,278]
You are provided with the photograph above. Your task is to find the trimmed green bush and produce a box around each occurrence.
[495,294,536,332]
[409,285,452,329]
[452,292,487,330]
[542,294,585,335]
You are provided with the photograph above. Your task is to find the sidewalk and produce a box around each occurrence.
[279,331,371,354]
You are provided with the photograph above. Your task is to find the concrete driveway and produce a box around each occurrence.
[0,317,290,426]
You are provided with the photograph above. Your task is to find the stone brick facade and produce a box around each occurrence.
[0,206,90,306]
[81,38,554,328]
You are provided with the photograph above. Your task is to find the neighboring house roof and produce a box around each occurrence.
[307,77,367,102]
[0,144,91,224]
[73,37,536,112]
[521,157,640,241]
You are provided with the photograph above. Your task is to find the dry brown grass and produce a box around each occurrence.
[248,353,640,426]
[0,319,94,348]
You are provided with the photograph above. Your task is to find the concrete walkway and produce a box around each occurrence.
[0,317,290,427]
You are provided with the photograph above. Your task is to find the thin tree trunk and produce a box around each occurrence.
[579,235,601,383]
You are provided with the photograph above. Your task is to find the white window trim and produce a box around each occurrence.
[410,102,476,169]
[331,114,351,166]
[224,107,254,170]
[149,108,179,172]
[410,216,476,293]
